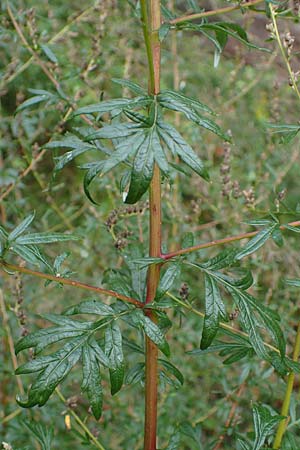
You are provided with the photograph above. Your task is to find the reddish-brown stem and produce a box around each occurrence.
[0,261,143,308]
[141,1,162,449]
[162,220,300,260]
[169,0,264,25]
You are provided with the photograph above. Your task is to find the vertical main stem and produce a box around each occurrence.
[141,1,162,449]
[273,322,300,449]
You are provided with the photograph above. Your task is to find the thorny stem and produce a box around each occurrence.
[270,6,300,102]
[141,1,162,449]
[0,261,144,308]
[55,388,106,450]
[273,323,300,449]
[162,220,300,260]
[165,292,280,354]
[169,0,264,25]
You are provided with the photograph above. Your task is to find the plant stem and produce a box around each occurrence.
[0,149,47,202]
[270,6,300,102]
[162,220,300,260]
[141,1,162,449]
[0,261,143,308]
[55,388,106,450]
[273,322,300,449]
[170,0,264,25]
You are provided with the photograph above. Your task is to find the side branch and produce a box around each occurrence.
[0,261,144,308]
[162,220,300,260]
[170,0,264,25]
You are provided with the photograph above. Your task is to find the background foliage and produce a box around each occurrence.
[1,0,300,449]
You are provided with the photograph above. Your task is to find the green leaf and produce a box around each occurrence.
[125,131,155,204]
[15,232,80,245]
[165,430,181,450]
[243,219,274,226]
[178,21,268,53]
[64,299,114,316]
[84,123,143,140]
[16,91,56,113]
[102,131,145,175]
[159,23,171,42]
[272,227,284,247]
[252,404,283,450]
[125,362,145,385]
[152,128,169,175]
[15,314,111,412]
[283,224,300,233]
[16,337,85,407]
[40,44,58,63]
[265,122,300,143]
[159,359,184,385]
[237,439,251,450]
[8,212,35,241]
[158,121,209,180]
[285,278,300,287]
[202,248,239,270]
[201,274,227,349]
[82,162,104,204]
[15,316,93,355]
[11,244,51,270]
[229,288,285,358]
[182,232,194,249]
[158,94,227,140]
[235,223,278,260]
[130,256,164,269]
[23,420,54,450]
[82,342,103,419]
[191,262,285,359]
[105,322,124,395]
[45,135,97,171]
[136,311,170,357]
[156,263,181,300]
[111,78,146,95]
[158,89,214,115]
[71,96,153,118]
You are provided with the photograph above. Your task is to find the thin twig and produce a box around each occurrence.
[7,3,60,90]
[162,220,300,260]
[6,3,93,127]
[0,149,46,202]
[273,322,300,449]
[2,5,95,89]
[212,383,245,450]
[270,5,300,102]
[0,261,144,308]
[170,0,265,25]
[1,408,22,425]
[55,388,106,450]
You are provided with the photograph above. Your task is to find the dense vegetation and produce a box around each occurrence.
[1,1,300,449]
